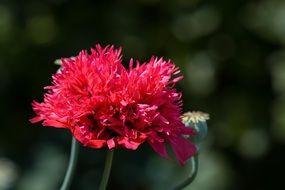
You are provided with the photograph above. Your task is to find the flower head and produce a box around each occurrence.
[30,45,196,165]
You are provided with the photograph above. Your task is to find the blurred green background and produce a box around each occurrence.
[0,0,284,189]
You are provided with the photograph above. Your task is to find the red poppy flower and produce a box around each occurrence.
[30,45,196,165]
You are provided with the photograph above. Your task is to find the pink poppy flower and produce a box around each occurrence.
[30,45,196,165]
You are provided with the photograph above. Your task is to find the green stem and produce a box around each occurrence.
[172,155,199,190]
[98,150,114,190]
[60,137,80,190]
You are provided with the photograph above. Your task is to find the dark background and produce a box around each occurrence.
[0,0,284,189]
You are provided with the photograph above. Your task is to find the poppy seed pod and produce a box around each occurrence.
[181,111,209,143]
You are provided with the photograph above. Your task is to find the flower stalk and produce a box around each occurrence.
[172,154,199,190]
[99,150,114,190]
[60,137,80,190]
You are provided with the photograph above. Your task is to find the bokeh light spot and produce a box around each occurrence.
[26,14,57,45]
[238,129,269,159]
